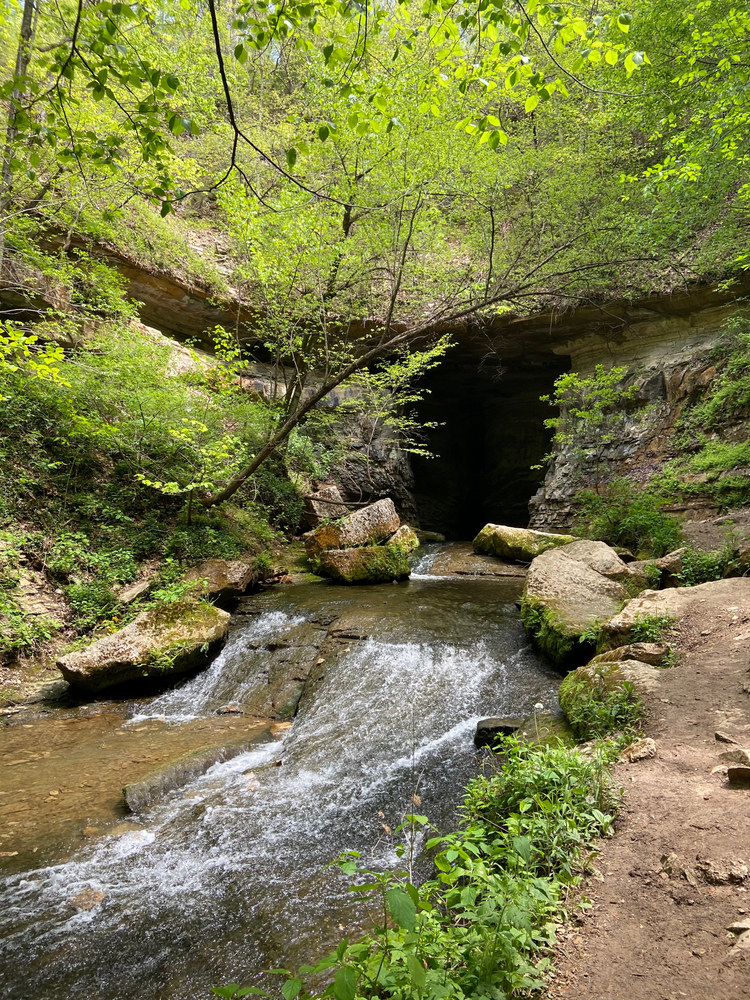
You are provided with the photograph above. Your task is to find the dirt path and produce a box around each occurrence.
[549,579,750,1000]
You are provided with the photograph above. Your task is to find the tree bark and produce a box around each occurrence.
[0,0,38,273]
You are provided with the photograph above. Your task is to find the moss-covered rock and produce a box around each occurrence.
[473,524,575,561]
[305,498,401,558]
[558,657,660,739]
[316,536,413,583]
[521,546,627,668]
[57,599,230,692]
[515,710,575,747]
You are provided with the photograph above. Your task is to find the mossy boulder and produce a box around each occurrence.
[473,524,575,561]
[184,558,254,599]
[316,526,418,584]
[558,656,662,738]
[521,546,627,668]
[305,498,400,558]
[57,599,230,692]
[515,711,574,747]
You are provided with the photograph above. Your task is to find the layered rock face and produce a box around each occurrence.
[526,285,749,531]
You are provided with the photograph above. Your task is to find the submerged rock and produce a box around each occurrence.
[474,717,522,748]
[123,740,258,812]
[57,600,230,692]
[184,558,254,599]
[521,545,626,667]
[473,524,575,561]
[305,498,400,558]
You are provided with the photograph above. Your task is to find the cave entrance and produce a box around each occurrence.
[410,355,569,540]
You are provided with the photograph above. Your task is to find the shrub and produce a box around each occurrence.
[563,678,644,741]
[247,740,619,1000]
[575,478,683,557]
[677,542,747,586]
[65,581,119,631]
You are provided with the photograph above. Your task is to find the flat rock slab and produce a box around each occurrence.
[473,524,575,561]
[419,543,526,578]
[123,739,260,812]
[57,600,230,692]
[600,577,750,648]
[305,498,400,558]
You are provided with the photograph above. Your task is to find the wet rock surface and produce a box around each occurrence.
[56,600,230,692]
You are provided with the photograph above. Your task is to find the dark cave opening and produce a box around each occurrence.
[410,355,570,540]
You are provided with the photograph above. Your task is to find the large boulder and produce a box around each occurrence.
[559,540,633,581]
[184,558,254,599]
[305,498,400,558]
[57,600,230,692]
[521,545,627,667]
[301,485,348,529]
[600,576,750,649]
[473,524,575,561]
[316,526,419,584]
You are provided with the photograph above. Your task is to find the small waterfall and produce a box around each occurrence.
[0,573,558,1000]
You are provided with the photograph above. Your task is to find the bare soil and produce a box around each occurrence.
[548,579,750,999]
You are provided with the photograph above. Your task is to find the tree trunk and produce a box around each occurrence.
[0,0,38,273]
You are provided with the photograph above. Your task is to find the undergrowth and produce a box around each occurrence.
[574,478,683,558]
[215,739,621,1000]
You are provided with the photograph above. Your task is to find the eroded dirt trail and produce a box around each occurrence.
[550,580,750,1000]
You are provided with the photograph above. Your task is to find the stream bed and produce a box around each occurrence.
[0,552,559,999]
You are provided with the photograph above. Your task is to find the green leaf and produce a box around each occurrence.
[332,967,356,1000]
[406,955,426,992]
[286,148,297,168]
[525,94,539,113]
[386,887,416,930]
[318,124,330,141]
[513,836,531,864]
[281,980,302,1000]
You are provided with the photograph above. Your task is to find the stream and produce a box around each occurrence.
[0,547,560,999]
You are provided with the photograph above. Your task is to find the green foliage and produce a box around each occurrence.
[65,581,119,632]
[628,613,676,643]
[257,740,618,1000]
[540,367,642,489]
[561,676,644,742]
[0,593,58,659]
[575,478,683,557]
[677,543,748,587]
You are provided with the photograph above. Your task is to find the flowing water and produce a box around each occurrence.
[0,552,559,999]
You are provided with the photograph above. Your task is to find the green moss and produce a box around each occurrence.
[520,597,594,668]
